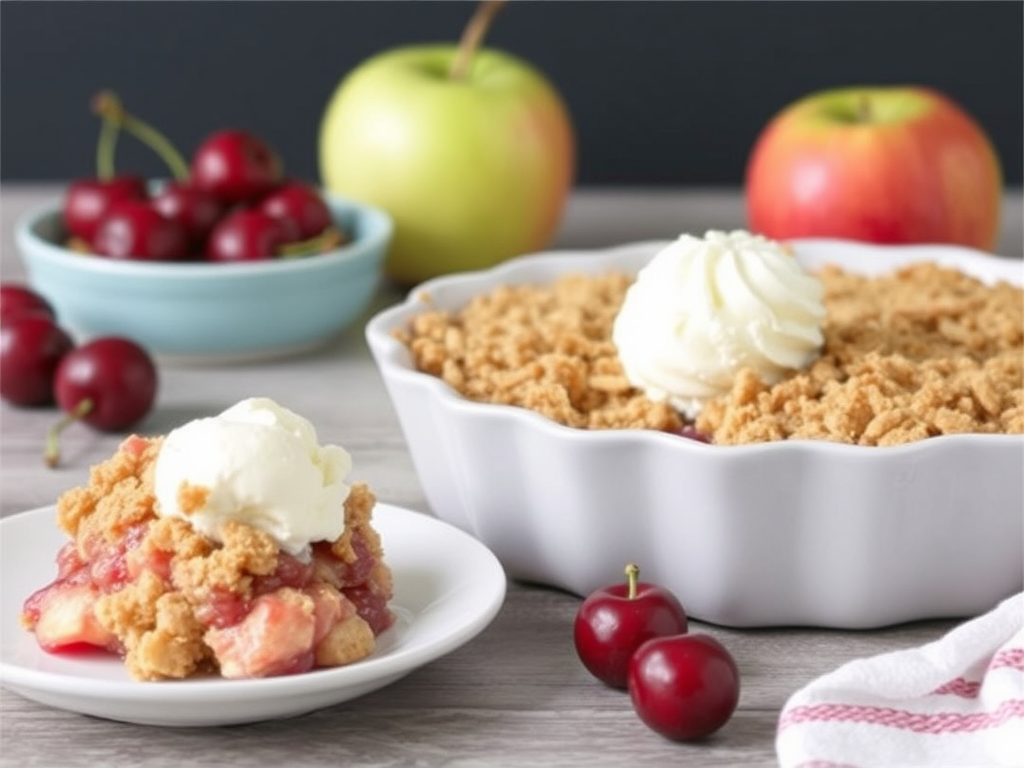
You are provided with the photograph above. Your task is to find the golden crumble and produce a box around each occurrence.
[396,262,1023,446]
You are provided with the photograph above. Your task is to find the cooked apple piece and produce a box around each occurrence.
[204,588,316,678]
[23,581,118,652]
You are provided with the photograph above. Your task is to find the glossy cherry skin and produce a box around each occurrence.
[191,129,284,205]
[205,208,291,262]
[573,566,689,689]
[93,200,190,261]
[151,180,225,246]
[54,337,157,431]
[0,284,56,324]
[628,633,740,742]
[0,315,75,406]
[677,425,711,443]
[259,181,332,241]
[63,175,147,243]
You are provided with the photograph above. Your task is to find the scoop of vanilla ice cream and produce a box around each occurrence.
[612,230,826,419]
[153,397,353,556]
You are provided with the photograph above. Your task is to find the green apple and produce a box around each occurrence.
[318,1,575,285]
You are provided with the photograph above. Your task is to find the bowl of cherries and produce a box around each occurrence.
[14,93,393,363]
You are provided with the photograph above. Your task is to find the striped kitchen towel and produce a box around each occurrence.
[776,592,1024,768]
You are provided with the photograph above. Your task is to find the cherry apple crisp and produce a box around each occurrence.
[397,262,1023,446]
[21,436,395,680]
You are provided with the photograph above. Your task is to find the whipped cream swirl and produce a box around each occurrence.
[612,230,826,418]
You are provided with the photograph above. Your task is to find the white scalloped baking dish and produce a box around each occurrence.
[366,239,1023,629]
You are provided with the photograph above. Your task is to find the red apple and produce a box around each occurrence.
[745,85,1002,252]
[573,564,688,689]
[628,633,740,742]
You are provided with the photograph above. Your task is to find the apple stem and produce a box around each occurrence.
[91,91,190,181]
[276,226,349,258]
[45,399,93,469]
[625,563,640,600]
[449,0,507,82]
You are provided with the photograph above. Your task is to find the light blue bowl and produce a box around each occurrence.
[15,191,393,363]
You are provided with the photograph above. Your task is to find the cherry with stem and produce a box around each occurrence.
[573,563,689,689]
[91,91,190,182]
[93,91,229,248]
[63,104,146,244]
[46,337,158,468]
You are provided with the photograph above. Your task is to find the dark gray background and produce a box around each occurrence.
[2,0,1021,187]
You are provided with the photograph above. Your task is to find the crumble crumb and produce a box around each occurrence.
[400,272,683,433]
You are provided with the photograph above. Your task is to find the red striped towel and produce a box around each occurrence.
[776,592,1024,767]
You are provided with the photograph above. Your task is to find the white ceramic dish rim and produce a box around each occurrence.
[0,502,507,727]
[15,191,394,280]
[366,237,1024,457]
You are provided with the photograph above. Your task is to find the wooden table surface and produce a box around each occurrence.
[1,184,1021,768]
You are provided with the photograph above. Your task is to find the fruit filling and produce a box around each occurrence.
[21,430,395,680]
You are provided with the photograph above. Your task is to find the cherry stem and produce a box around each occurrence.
[91,91,190,181]
[96,111,120,181]
[449,0,506,82]
[277,225,348,258]
[45,399,93,469]
[625,563,639,600]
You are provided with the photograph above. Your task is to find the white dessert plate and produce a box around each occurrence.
[0,503,507,727]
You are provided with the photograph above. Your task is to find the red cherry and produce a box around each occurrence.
[190,129,284,205]
[47,336,158,468]
[151,180,225,246]
[63,175,147,243]
[676,425,711,443]
[628,633,740,742]
[0,315,75,407]
[0,284,56,324]
[205,208,291,262]
[573,564,689,689]
[93,200,190,261]
[53,337,157,431]
[259,181,332,241]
